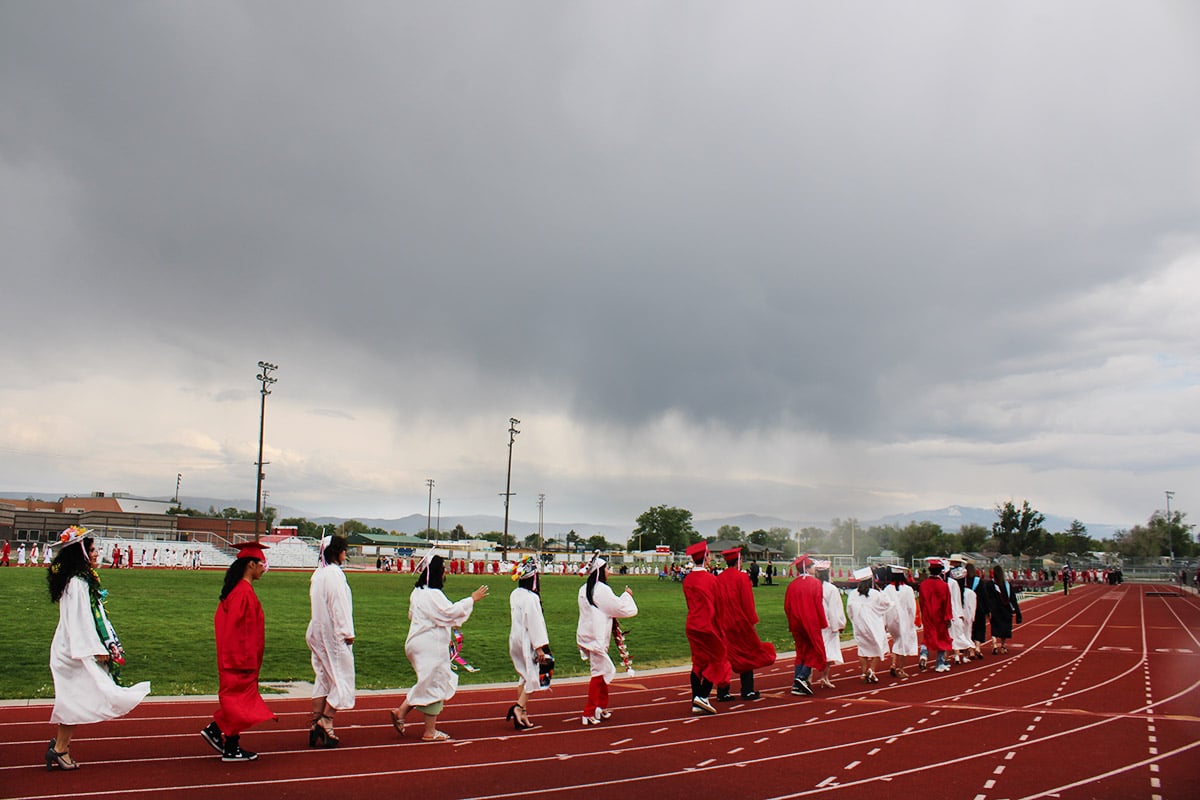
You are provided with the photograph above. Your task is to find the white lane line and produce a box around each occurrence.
[728,747,744,755]
[651,728,668,734]
[610,738,632,746]
[844,760,860,770]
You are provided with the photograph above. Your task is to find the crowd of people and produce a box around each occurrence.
[40,527,1035,770]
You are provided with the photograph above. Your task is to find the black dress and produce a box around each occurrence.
[989,580,1022,639]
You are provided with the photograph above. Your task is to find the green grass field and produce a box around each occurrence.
[2,567,826,699]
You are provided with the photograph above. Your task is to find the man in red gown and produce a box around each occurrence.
[919,557,954,673]
[783,555,827,696]
[714,547,776,700]
[201,541,276,761]
[682,541,731,715]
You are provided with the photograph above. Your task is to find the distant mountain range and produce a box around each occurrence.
[3,493,1126,541]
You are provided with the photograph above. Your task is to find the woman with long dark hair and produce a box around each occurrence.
[575,551,637,725]
[306,535,355,747]
[507,555,551,729]
[200,541,275,762]
[45,526,151,770]
[389,551,488,741]
[989,566,1022,654]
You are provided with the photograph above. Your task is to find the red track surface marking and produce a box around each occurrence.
[2,583,1197,799]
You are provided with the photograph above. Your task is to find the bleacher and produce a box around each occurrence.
[93,535,318,569]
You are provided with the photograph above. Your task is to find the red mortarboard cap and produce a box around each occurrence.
[235,541,269,561]
[721,547,742,561]
[685,541,709,559]
[793,553,814,570]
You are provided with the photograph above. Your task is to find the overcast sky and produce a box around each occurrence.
[1,2,1197,532]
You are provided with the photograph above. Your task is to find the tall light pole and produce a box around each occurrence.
[538,493,546,555]
[436,497,441,541]
[174,473,182,507]
[501,417,520,560]
[254,361,278,538]
[1166,490,1175,561]
[426,479,435,540]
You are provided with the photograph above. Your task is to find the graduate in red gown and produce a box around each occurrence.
[714,547,776,701]
[783,554,827,696]
[918,557,954,673]
[682,541,731,715]
[200,541,276,762]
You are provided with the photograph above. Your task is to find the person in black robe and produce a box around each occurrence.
[964,562,991,658]
[988,565,1022,654]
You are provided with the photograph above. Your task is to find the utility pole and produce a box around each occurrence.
[501,417,520,560]
[538,493,545,555]
[174,473,182,507]
[426,479,435,540]
[254,361,278,538]
[436,497,441,542]
[1166,490,1175,561]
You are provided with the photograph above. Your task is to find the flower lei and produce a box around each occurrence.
[84,569,126,685]
[612,619,635,677]
[448,628,479,673]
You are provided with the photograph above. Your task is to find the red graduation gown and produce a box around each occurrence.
[682,569,732,686]
[715,567,777,673]
[784,574,828,670]
[214,580,276,735]
[919,577,954,651]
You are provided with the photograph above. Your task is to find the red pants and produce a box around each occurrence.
[584,676,609,716]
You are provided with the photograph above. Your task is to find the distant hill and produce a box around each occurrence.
[2,493,1126,541]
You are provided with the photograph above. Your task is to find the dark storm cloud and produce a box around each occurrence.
[2,2,1197,525]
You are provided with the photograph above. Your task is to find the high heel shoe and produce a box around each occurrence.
[315,714,340,748]
[45,743,79,771]
[308,723,325,747]
[507,704,535,730]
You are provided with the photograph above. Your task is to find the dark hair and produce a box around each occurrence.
[518,573,540,594]
[856,578,872,596]
[220,556,259,601]
[992,565,1007,587]
[47,537,95,603]
[416,555,445,590]
[585,565,608,607]
[322,536,348,566]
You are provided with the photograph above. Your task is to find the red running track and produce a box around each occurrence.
[1,582,1197,800]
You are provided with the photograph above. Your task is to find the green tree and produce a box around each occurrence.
[992,500,1047,555]
[716,524,746,543]
[585,534,611,552]
[523,533,541,549]
[959,523,990,552]
[278,517,324,538]
[628,505,699,553]
[341,519,371,537]
[891,521,946,563]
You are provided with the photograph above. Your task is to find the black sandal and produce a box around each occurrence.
[45,743,79,771]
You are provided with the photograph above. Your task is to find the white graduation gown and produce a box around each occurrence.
[949,579,975,651]
[404,586,475,707]
[576,582,638,683]
[509,587,550,693]
[820,581,847,664]
[306,563,356,709]
[847,587,894,659]
[50,577,150,725]
[883,583,919,656]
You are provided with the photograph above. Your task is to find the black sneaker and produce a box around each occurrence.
[715,692,735,702]
[741,690,761,700]
[200,722,224,754]
[221,735,258,762]
[791,679,813,696]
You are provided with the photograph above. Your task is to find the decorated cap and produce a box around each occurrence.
[889,564,910,575]
[685,541,708,562]
[512,555,539,582]
[721,546,742,562]
[579,549,606,576]
[51,525,90,550]
[949,565,967,580]
[948,553,967,565]
[235,541,270,561]
[793,553,814,571]
[852,565,873,581]
[813,559,832,570]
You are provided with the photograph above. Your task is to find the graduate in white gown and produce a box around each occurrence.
[306,535,355,747]
[883,565,918,680]
[507,555,552,730]
[45,526,150,771]
[576,551,638,725]
[389,550,488,741]
[846,566,894,684]
[948,566,977,661]
[812,561,846,689]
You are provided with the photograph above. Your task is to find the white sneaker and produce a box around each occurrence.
[597,708,612,720]
[691,696,717,715]
[935,664,950,673]
[582,715,600,726]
